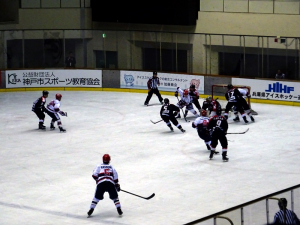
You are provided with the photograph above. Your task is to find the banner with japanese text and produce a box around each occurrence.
[232,78,300,102]
[120,71,204,93]
[5,70,102,88]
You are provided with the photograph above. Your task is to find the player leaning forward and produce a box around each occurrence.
[87,154,123,217]
[45,93,67,132]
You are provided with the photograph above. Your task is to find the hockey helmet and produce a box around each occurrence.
[227,84,233,89]
[103,154,111,164]
[183,89,189,96]
[153,71,157,75]
[43,90,49,96]
[190,84,195,89]
[56,93,62,101]
[206,96,212,102]
[201,110,207,117]
[164,98,170,104]
[216,107,222,116]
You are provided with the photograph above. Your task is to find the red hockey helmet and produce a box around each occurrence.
[56,93,62,101]
[183,89,189,96]
[201,110,207,117]
[103,154,111,164]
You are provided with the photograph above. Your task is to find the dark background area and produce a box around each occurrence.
[91,0,199,25]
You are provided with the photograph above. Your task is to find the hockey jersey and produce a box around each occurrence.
[92,163,119,185]
[177,87,193,107]
[160,103,180,117]
[193,116,210,132]
[147,76,160,89]
[47,99,61,113]
[32,96,46,111]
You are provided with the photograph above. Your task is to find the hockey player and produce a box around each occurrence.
[87,154,123,217]
[188,84,202,115]
[32,90,49,130]
[224,84,248,123]
[45,93,67,132]
[160,98,185,133]
[174,87,199,118]
[192,110,218,153]
[232,88,255,122]
[207,108,229,161]
[144,71,163,106]
[202,96,222,117]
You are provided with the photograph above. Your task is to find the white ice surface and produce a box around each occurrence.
[0,91,299,225]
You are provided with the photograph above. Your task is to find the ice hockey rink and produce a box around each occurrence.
[0,90,300,225]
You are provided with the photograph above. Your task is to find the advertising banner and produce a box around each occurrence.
[232,78,300,102]
[5,70,102,88]
[120,71,204,93]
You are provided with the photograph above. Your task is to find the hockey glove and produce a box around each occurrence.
[174,91,178,97]
[115,183,121,192]
[192,122,197,128]
[58,111,67,116]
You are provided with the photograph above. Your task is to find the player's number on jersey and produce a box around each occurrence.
[104,169,110,175]
[216,120,222,127]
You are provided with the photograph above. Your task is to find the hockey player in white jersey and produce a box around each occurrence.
[192,110,219,153]
[87,154,123,217]
[45,93,67,132]
[174,87,199,118]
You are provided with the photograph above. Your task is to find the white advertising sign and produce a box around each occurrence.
[120,71,204,93]
[5,70,102,88]
[232,78,300,102]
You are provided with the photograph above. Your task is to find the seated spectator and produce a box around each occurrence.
[273,198,300,225]
[275,70,285,79]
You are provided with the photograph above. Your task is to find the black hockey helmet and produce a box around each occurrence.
[164,98,170,104]
[278,198,288,210]
[43,90,49,96]
[190,84,195,89]
[153,71,157,75]
[227,84,233,89]
[216,107,222,116]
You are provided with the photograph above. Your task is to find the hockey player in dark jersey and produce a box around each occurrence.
[224,84,248,123]
[144,71,163,106]
[232,88,255,122]
[207,108,229,161]
[160,98,185,132]
[32,90,49,130]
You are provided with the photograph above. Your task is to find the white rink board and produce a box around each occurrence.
[5,69,102,88]
[232,78,300,102]
[120,70,204,93]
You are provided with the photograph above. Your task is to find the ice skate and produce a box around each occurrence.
[144,102,148,106]
[180,128,186,133]
[50,123,55,130]
[59,127,66,132]
[243,117,249,124]
[233,116,240,122]
[222,152,229,162]
[117,207,123,215]
[87,208,94,217]
[209,150,215,159]
[170,126,174,132]
[250,116,255,122]
[39,123,46,130]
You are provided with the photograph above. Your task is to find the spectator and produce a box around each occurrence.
[273,198,300,225]
[65,52,76,68]
[275,70,285,79]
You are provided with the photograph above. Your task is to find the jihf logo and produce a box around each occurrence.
[124,74,134,86]
[265,82,294,93]
[8,73,21,84]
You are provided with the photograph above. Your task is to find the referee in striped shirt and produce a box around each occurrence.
[144,71,163,106]
[273,198,300,225]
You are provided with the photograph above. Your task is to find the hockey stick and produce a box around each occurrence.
[121,189,155,200]
[150,119,163,124]
[227,128,249,134]
[176,96,189,122]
